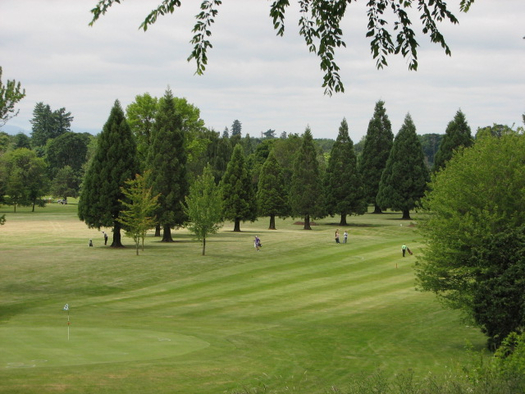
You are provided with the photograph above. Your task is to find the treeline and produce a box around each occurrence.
[0,92,508,232]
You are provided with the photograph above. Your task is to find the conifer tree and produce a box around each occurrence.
[257,150,288,230]
[324,118,366,226]
[289,127,324,230]
[220,144,256,232]
[376,114,429,220]
[147,88,188,242]
[433,109,473,172]
[78,100,139,247]
[359,100,394,213]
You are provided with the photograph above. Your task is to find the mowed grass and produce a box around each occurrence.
[0,204,487,393]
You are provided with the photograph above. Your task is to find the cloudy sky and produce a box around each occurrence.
[1,1,524,142]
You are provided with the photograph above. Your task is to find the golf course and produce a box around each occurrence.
[0,203,488,393]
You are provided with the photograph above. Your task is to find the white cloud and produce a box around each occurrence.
[1,0,524,142]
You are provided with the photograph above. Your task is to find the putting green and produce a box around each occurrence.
[0,326,209,368]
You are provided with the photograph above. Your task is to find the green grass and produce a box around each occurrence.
[0,203,487,393]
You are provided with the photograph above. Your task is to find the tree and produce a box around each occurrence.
[183,165,223,255]
[220,144,256,232]
[78,100,139,247]
[45,131,91,179]
[433,109,473,172]
[147,88,188,242]
[415,133,525,349]
[0,66,25,127]
[12,133,31,150]
[376,113,429,220]
[50,165,80,200]
[257,150,288,230]
[30,102,73,148]
[126,93,158,168]
[359,100,394,213]
[117,171,160,255]
[89,1,475,95]
[289,127,324,230]
[418,133,443,169]
[324,118,366,226]
[0,148,48,212]
[231,119,242,137]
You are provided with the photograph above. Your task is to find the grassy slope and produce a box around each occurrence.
[0,204,486,393]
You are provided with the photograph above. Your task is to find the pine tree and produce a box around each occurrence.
[324,118,366,226]
[257,150,288,230]
[359,101,394,213]
[433,109,473,172]
[376,113,429,220]
[220,144,256,232]
[78,100,139,247]
[147,88,188,242]
[289,127,324,230]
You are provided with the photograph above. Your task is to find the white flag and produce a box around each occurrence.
[63,304,69,311]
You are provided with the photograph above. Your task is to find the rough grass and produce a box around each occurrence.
[0,203,487,393]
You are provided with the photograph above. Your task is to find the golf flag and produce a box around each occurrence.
[63,304,69,311]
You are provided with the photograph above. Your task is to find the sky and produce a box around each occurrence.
[1,0,524,142]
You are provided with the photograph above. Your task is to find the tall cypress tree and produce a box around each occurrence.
[78,100,138,247]
[220,144,256,232]
[257,149,288,230]
[359,101,394,213]
[433,109,473,172]
[324,118,366,226]
[376,113,429,220]
[289,127,324,230]
[148,88,188,242]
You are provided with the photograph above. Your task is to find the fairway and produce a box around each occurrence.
[0,204,487,393]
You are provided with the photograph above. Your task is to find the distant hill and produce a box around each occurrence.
[0,125,29,135]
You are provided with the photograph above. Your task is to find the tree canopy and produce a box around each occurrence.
[416,133,525,349]
[0,66,25,127]
[433,109,473,172]
[89,0,475,95]
[78,100,139,247]
[359,100,393,214]
[376,113,429,220]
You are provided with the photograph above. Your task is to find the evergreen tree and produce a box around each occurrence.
[289,127,324,230]
[30,102,73,148]
[147,88,188,242]
[220,144,256,232]
[433,109,473,172]
[231,119,242,137]
[359,101,394,213]
[257,150,288,230]
[78,100,138,247]
[376,114,429,220]
[184,164,223,255]
[324,118,366,226]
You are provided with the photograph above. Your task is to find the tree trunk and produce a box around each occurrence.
[269,214,276,230]
[303,214,312,230]
[111,221,124,247]
[233,218,241,232]
[135,240,139,256]
[373,204,382,214]
[32,201,35,212]
[202,237,206,256]
[155,224,161,237]
[162,224,174,242]
[339,213,347,226]
[402,209,411,220]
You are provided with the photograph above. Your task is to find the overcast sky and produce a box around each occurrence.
[1,1,524,142]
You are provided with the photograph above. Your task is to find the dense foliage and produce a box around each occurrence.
[359,100,393,214]
[433,109,473,172]
[376,114,429,219]
[416,133,525,348]
[78,100,139,247]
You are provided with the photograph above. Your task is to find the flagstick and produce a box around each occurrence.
[67,309,70,341]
